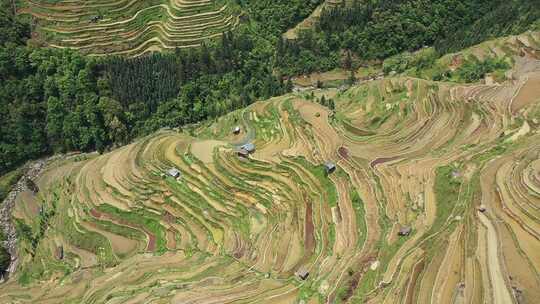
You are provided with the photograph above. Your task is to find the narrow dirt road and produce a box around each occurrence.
[477,212,514,304]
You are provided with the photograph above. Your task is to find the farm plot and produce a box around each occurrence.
[1,41,540,303]
[18,0,238,56]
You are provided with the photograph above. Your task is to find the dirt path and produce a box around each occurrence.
[477,212,514,304]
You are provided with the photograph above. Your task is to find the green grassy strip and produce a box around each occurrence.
[289,157,338,207]
[425,165,466,237]
[93,218,145,241]
[251,106,282,142]
[351,170,394,300]
[282,98,306,126]
[351,190,367,249]
[165,177,228,242]
[96,203,168,255]
[213,153,273,208]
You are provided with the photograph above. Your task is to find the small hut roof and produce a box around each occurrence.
[399,226,411,235]
[167,168,181,178]
[324,162,336,172]
[325,161,336,168]
[295,267,309,280]
[241,143,255,152]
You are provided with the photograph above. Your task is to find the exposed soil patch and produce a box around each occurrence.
[162,211,176,224]
[146,233,156,252]
[340,254,378,302]
[191,140,225,164]
[338,146,349,159]
[370,155,400,168]
[304,200,315,254]
[405,259,425,304]
[512,74,540,113]
[166,229,177,250]
[89,208,102,219]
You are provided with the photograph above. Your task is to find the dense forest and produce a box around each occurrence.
[276,0,540,75]
[100,31,287,140]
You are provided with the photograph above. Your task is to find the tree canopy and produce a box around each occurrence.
[276,0,540,75]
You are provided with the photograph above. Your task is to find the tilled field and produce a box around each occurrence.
[1,35,540,304]
[18,0,237,56]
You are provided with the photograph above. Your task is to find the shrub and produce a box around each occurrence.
[383,48,439,75]
[383,52,412,74]
[455,56,510,83]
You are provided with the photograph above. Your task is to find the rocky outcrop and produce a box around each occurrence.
[0,159,47,283]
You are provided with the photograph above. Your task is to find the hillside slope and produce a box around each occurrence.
[277,0,540,76]
[17,0,237,56]
[1,33,539,303]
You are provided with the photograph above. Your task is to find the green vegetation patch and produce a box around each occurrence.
[289,157,338,207]
[450,56,511,83]
[277,0,539,75]
[0,168,24,202]
[351,190,367,249]
[429,165,464,233]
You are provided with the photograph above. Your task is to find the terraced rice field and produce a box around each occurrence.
[18,0,237,56]
[1,33,540,303]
